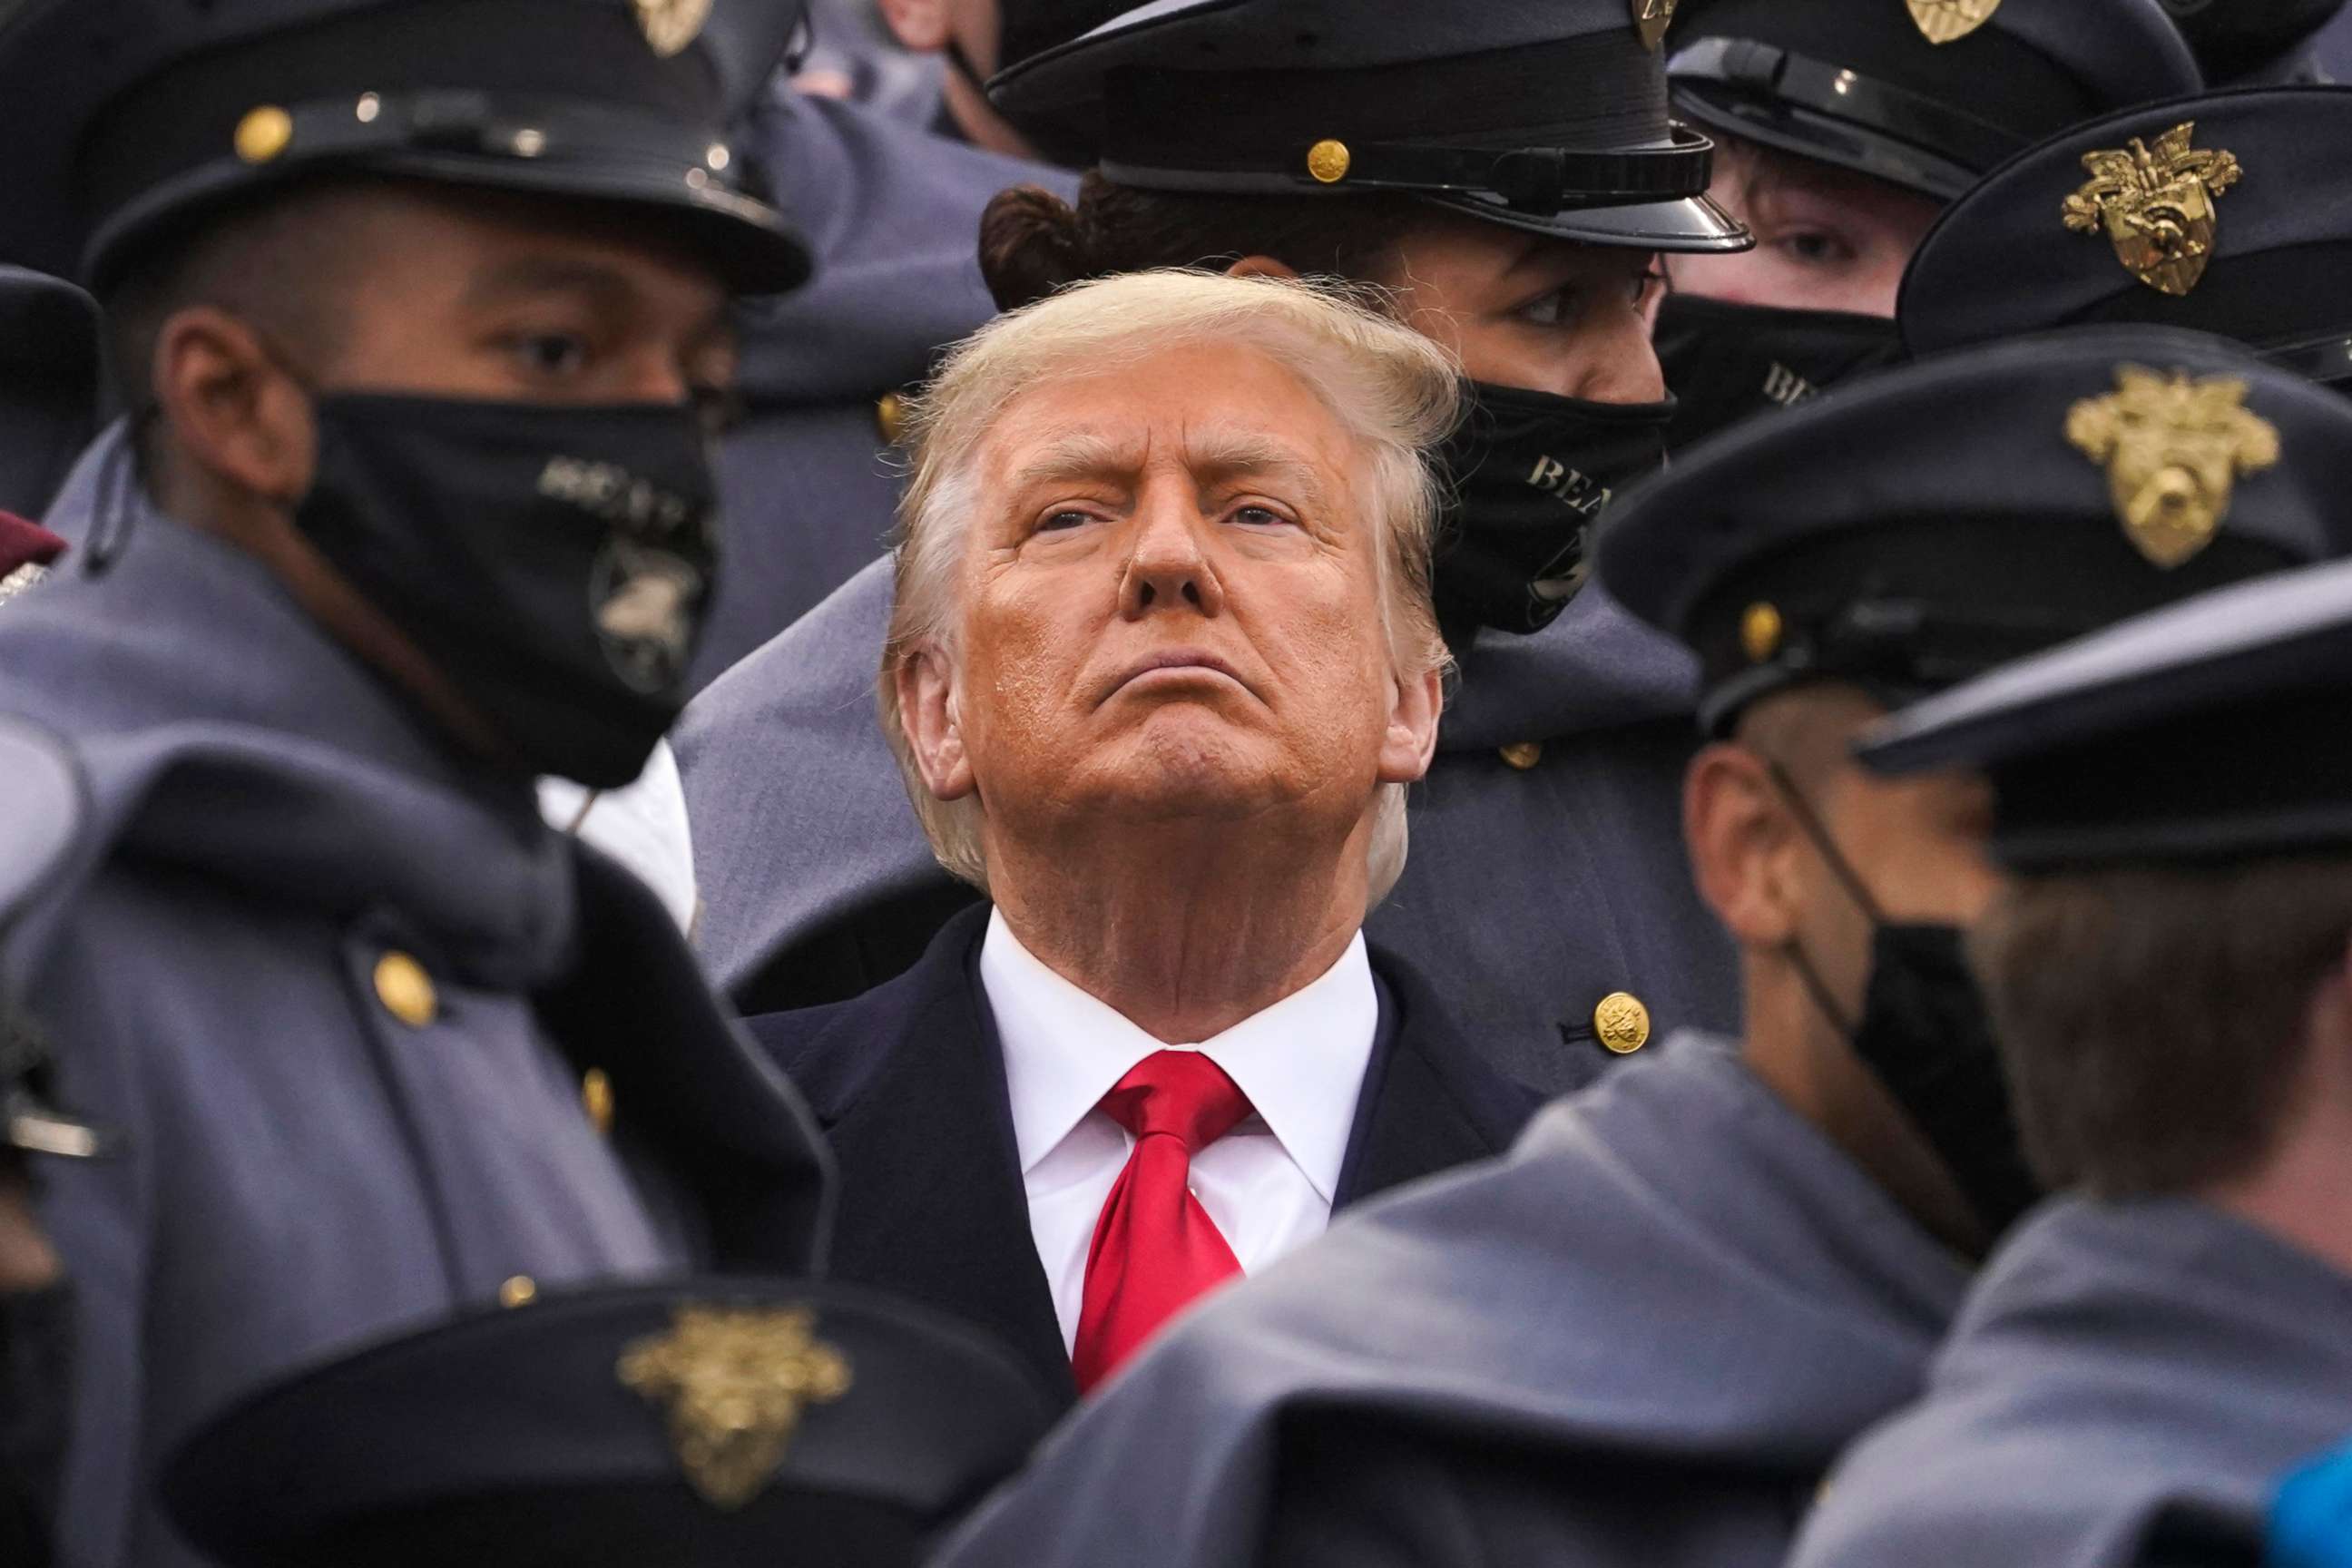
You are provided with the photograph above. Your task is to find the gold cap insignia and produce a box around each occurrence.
[618,1305,853,1509]
[2062,122,2242,297]
[1740,603,1784,664]
[632,0,712,58]
[1906,0,2002,44]
[1305,139,1351,184]
[2065,366,2279,569]
[1632,0,1680,52]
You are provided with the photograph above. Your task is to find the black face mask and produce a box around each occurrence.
[1431,379,1673,643]
[1651,294,1906,456]
[1768,764,2043,1238]
[0,1278,73,1567]
[293,395,722,789]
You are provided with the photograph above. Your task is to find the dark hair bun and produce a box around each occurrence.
[978,184,1090,311]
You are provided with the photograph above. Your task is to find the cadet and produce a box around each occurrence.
[929,325,2352,1568]
[1,720,108,1568]
[0,268,99,533]
[696,1,1083,679]
[681,0,1754,1092]
[0,3,834,1564]
[1901,84,2352,389]
[1653,0,2199,449]
[1792,554,2352,1568]
[2167,0,2348,85]
[159,1278,1054,1567]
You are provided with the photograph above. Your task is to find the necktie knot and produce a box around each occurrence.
[1098,1049,1252,1154]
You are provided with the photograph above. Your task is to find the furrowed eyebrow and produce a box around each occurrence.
[1185,432,1331,511]
[1007,433,1143,494]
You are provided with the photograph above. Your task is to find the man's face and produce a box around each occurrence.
[1667,142,1942,317]
[922,339,1435,855]
[1779,687,2004,1014]
[1381,210,1668,403]
[302,186,738,417]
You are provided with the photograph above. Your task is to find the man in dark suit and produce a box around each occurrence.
[745,269,1541,1407]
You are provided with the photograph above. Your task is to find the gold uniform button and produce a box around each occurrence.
[372,950,437,1028]
[1741,602,1784,664]
[875,391,906,446]
[1306,138,1352,184]
[234,104,295,164]
[499,1275,539,1309]
[1594,991,1652,1054]
[1499,740,1544,771]
[582,1068,616,1136]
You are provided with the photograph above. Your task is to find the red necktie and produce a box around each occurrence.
[1071,1049,1253,1393]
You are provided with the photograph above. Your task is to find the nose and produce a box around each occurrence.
[1573,304,1670,404]
[1117,490,1226,621]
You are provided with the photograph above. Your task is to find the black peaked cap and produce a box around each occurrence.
[0,268,100,520]
[0,0,812,291]
[1595,324,2352,733]
[162,1277,1055,1568]
[1858,554,2352,869]
[1901,86,2352,387]
[1668,0,2203,200]
[989,0,1751,254]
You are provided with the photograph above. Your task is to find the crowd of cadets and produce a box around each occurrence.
[4,0,2352,1565]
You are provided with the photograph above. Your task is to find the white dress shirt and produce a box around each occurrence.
[978,908,1379,1354]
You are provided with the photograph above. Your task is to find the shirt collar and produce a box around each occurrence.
[978,907,1379,1202]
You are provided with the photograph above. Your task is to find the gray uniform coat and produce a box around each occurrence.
[927,1033,1970,1568]
[695,91,1074,683]
[1791,1196,2352,1568]
[677,564,1738,1094]
[0,475,830,1568]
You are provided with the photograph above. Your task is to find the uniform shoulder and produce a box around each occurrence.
[0,712,88,952]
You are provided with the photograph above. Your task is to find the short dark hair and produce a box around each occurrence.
[976,171,1431,313]
[100,176,370,419]
[1971,857,2352,1195]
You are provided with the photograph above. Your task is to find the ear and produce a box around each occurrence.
[152,305,317,505]
[1684,740,1805,946]
[894,642,977,802]
[874,0,951,52]
[1375,665,1444,786]
[1225,255,1302,282]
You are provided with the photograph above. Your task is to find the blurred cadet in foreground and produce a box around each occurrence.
[1900,84,2352,390]
[160,1279,1053,1568]
[0,2,836,1563]
[1793,556,2352,1568]
[2162,0,2348,84]
[0,269,98,529]
[744,270,1540,1410]
[0,720,111,1568]
[1653,0,2200,449]
[933,325,2352,1568]
[682,0,1752,1095]
[696,1,1088,677]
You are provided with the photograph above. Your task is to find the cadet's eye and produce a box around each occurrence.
[1515,284,1578,328]
[1778,230,1857,268]
[509,332,593,378]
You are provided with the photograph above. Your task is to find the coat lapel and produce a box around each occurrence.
[750,906,1078,1406]
[1335,949,1545,1210]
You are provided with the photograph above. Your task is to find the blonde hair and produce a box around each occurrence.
[880,268,1461,898]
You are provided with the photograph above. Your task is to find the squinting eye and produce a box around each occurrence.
[1230,505,1289,528]
[1038,509,1094,533]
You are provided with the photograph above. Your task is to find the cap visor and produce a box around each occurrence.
[1423,190,1752,253]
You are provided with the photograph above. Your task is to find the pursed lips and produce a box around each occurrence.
[1097,647,1260,707]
